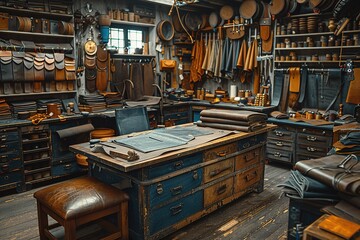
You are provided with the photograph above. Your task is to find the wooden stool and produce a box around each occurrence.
[34,176,129,240]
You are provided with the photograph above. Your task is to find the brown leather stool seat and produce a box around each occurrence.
[34,176,129,240]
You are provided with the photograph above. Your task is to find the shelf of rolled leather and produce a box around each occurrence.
[196,109,268,132]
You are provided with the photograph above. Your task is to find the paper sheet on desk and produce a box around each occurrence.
[95,126,234,162]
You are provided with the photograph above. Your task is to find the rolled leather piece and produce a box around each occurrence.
[270,0,288,16]
[200,116,265,126]
[295,154,360,195]
[0,14,9,30]
[57,123,95,138]
[58,21,68,35]
[200,109,267,123]
[196,121,266,132]
[22,17,32,32]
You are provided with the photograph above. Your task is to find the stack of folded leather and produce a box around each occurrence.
[0,99,12,120]
[196,109,268,132]
[100,92,123,109]
[10,101,37,117]
[37,99,62,111]
[78,94,107,113]
[333,132,360,155]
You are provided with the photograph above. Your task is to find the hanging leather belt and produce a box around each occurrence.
[280,72,290,113]
[271,70,284,108]
[288,67,301,110]
[298,66,308,105]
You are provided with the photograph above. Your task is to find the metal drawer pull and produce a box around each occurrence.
[306,147,317,152]
[275,141,283,146]
[246,171,258,182]
[275,131,284,137]
[306,136,317,141]
[217,184,227,195]
[274,152,282,157]
[171,186,183,195]
[173,161,183,169]
[242,142,250,149]
[156,183,164,195]
[64,164,72,170]
[209,166,232,177]
[170,203,183,215]
[0,145,7,149]
[193,171,198,180]
[216,151,227,157]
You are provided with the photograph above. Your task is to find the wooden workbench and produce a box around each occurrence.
[70,124,276,240]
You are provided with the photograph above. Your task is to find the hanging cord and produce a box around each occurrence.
[171,0,194,43]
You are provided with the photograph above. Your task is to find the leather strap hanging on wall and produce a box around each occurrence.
[346,68,360,104]
[65,57,76,91]
[272,70,284,107]
[54,53,65,81]
[131,63,144,101]
[96,46,108,92]
[298,65,308,105]
[44,53,55,81]
[280,73,290,112]
[143,62,154,96]
[33,53,45,93]
[85,67,97,93]
[288,67,301,110]
[12,51,24,93]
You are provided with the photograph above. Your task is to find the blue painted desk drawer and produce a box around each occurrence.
[0,170,22,185]
[52,160,82,177]
[0,157,22,174]
[147,153,202,179]
[0,141,20,154]
[0,130,19,143]
[149,190,203,235]
[238,133,266,150]
[149,168,202,207]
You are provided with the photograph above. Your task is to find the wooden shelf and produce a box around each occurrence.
[274,60,360,63]
[276,32,334,38]
[0,91,77,98]
[275,46,360,50]
[111,20,155,27]
[0,6,73,20]
[0,30,74,40]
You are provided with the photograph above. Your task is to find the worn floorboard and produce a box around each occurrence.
[0,163,291,240]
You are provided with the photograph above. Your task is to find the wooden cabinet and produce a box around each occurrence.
[82,128,270,240]
[266,120,333,165]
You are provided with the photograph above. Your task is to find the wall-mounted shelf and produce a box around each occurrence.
[0,6,73,20]
[275,46,360,50]
[0,91,77,98]
[111,20,155,27]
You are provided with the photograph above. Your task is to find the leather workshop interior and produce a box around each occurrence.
[0,0,360,240]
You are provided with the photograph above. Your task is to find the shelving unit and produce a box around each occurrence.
[111,19,155,27]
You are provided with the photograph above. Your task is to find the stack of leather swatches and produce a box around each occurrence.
[196,109,267,132]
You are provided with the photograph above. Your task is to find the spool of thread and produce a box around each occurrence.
[230,85,237,99]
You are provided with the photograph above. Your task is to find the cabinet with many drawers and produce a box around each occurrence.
[266,119,333,165]
[86,129,269,240]
[0,127,22,191]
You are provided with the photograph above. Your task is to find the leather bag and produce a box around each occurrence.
[160,59,176,71]
[54,53,65,81]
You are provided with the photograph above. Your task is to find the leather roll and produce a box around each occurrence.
[22,17,32,32]
[0,14,8,30]
[58,21,68,35]
[156,20,174,41]
[90,128,115,139]
[42,19,50,33]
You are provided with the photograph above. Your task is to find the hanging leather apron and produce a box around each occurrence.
[12,51,25,93]
[288,67,301,109]
[346,68,360,104]
[85,67,97,93]
[96,46,108,92]
[143,62,154,96]
[298,65,308,106]
[44,53,55,92]
[131,63,144,101]
[280,72,290,112]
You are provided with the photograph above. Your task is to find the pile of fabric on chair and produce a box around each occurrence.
[196,109,267,132]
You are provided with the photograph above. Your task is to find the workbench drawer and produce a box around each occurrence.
[0,170,22,185]
[235,147,261,171]
[149,169,202,207]
[296,144,329,158]
[203,158,234,183]
[0,141,20,154]
[267,137,294,152]
[52,159,82,177]
[234,165,263,193]
[266,148,293,163]
[0,129,19,143]
[204,142,237,162]
[147,153,202,179]
[0,157,22,174]
[238,133,267,150]
[149,190,203,234]
[268,127,295,141]
[297,133,331,148]
[204,177,233,207]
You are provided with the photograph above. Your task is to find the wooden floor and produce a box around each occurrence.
[0,162,291,240]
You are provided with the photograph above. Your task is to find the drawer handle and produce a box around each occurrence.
[306,136,317,141]
[242,142,250,149]
[171,186,183,195]
[275,131,284,137]
[0,144,7,149]
[246,171,258,182]
[306,147,317,152]
[3,175,9,180]
[170,203,183,215]
[274,152,282,158]
[64,164,72,170]
[244,151,259,162]
[275,141,283,147]
[217,184,227,195]
[216,151,227,157]
[173,161,183,169]
[193,171,198,180]
[209,166,232,177]
[1,164,9,171]
[156,183,163,195]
